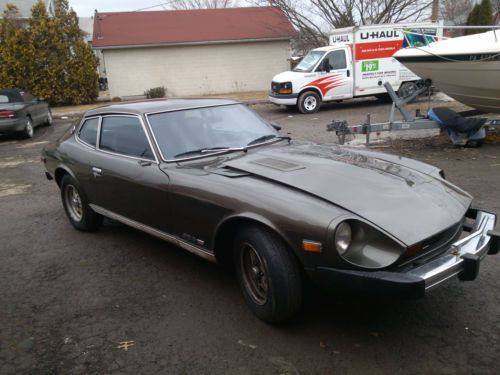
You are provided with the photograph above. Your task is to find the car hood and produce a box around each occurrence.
[223,143,472,245]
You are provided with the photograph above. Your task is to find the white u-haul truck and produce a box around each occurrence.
[269,22,443,113]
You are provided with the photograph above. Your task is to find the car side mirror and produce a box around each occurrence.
[270,121,282,131]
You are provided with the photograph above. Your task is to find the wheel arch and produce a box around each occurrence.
[298,86,323,100]
[213,213,297,268]
[54,165,76,187]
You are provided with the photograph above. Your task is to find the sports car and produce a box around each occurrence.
[41,99,499,323]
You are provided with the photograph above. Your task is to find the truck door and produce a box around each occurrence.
[315,49,353,100]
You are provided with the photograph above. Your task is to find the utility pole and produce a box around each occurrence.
[431,0,440,22]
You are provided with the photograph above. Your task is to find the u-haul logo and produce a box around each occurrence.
[330,34,351,44]
[360,30,400,40]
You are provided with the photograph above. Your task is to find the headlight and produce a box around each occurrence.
[331,220,404,269]
[335,221,352,255]
[278,82,293,94]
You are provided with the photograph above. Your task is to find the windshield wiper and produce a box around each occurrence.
[247,135,291,146]
[174,146,233,158]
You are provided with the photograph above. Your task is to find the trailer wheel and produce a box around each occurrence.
[298,91,321,114]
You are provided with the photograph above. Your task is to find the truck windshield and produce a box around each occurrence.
[293,51,325,72]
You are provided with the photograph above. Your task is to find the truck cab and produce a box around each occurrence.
[269,45,354,114]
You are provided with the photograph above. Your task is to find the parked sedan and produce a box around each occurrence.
[42,99,499,323]
[0,89,52,138]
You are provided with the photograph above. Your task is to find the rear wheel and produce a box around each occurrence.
[45,111,53,126]
[21,117,34,139]
[297,91,321,114]
[60,174,102,231]
[234,225,303,323]
[398,82,418,100]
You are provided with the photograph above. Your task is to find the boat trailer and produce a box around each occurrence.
[328,82,500,147]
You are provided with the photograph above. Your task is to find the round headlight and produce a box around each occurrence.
[335,221,352,255]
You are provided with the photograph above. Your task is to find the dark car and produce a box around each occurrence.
[41,99,499,323]
[0,89,52,139]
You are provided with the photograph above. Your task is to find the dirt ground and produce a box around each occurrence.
[0,99,499,374]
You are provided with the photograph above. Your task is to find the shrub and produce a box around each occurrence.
[144,86,166,99]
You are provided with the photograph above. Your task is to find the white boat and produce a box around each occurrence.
[393,30,500,113]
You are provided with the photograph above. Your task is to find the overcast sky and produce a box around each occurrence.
[68,1,180,17]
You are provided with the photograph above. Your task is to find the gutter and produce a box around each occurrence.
[92,37,293,50]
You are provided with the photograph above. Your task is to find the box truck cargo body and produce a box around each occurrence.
[269,22,442,113]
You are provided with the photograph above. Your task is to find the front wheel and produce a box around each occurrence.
[234,225,303,323]
[297,91,321,114]
[60,175,102,232]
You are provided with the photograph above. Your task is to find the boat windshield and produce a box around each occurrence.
[293,51,326,72]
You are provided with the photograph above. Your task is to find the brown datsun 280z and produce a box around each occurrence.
[42,99,499,323]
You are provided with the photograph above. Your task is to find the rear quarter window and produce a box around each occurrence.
[78,118,99,147]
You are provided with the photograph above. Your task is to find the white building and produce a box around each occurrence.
[92,7,296,98]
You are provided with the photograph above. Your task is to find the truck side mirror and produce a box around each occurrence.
[322,59,331,73]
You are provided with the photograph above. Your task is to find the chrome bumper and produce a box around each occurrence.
[407,210,498,290]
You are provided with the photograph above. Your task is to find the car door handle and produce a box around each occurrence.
[92,167,102,177]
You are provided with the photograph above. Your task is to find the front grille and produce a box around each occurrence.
[397,220,464,270]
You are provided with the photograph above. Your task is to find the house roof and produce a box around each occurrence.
[0,0,54,18]
[92,7,296,49]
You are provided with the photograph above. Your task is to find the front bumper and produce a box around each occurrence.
[307,209,499,298]
[268,92,298,106]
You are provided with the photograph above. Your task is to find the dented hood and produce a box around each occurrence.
[223,143,472,245]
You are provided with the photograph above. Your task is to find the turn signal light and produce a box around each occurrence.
[302,240,322,253]
[278,88,292,95]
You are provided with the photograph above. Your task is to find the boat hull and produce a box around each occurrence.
[393,31,500,113]
[400,58,500,113]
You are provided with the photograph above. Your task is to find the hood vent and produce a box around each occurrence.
[251,157,305,172]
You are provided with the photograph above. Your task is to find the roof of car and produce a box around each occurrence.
[84,98,240,117]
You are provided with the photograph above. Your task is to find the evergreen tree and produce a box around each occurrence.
[0,0,98,104]
[466,0,493,35]
[0,5,30,89]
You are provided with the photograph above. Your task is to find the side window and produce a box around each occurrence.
[99,116,155,160]
[79,118,99,147]
[326,50,347,70]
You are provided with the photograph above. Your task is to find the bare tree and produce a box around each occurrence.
[171,0,237,9]
[440,0,474,25]
[258,0,433,51]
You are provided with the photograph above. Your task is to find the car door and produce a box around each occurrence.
[314,49,353,100]
[21,91,43,125]
[88,114,173,231]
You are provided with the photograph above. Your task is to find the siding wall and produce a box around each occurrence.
[102,40,290,98]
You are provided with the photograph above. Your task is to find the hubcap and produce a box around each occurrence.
[65,185,83,222]
[240,243,269,305]
[304,96,317,111]
[26,120,33,137]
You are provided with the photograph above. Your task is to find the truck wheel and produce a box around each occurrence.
[398,82,418,100]
[60,174,102,232]
[298,91,321,114]
[234,225,303,323]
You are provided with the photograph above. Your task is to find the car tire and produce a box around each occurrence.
[60,174,102,232]
[45,111,53,126]
[234,225,303,323]
[21,117,34,139]
[297,91,321,114]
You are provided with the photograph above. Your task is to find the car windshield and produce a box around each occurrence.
[147,104,279,160]
[293,51,325,72]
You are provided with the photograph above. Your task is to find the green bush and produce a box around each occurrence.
[144,86,166,99]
